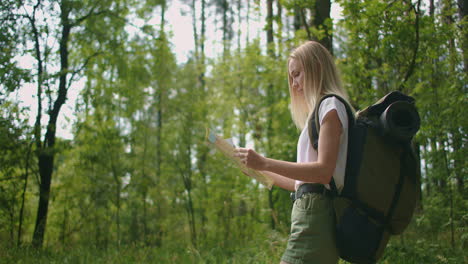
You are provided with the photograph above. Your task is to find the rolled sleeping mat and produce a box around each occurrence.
[379,101,420,142]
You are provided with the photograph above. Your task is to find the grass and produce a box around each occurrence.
[1,223,466,264]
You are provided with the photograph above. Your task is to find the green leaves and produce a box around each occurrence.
[1,0,466,258]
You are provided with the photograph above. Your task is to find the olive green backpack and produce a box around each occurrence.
[309,91,421,264]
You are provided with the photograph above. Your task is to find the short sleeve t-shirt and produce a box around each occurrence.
[295,96,348,192]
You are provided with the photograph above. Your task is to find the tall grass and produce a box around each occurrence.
[1,213,465,264]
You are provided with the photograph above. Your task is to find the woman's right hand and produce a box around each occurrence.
[234,147,268,171]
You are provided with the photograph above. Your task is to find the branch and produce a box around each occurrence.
[22,3,45,149]
[72,8,109,27]
[300,8,312,40]
[67,52,102,90]
[399,0,421,91]
[0,175,25,182]
[35,170,41,186]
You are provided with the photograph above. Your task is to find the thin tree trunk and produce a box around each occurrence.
[266,0,277,230]
[422,144,429,205]
[267,0,274,55]
[116,177,121,247]
[222,0,229,56]
[153,1,166,247]
[182,145,197,247]
[95,200,100,247]
[180,110,197,248]
[300,8,312,40]
[294,6,302,32]
[430,0,435,16]
[399,0,421,91]
[246,0,250,43]
[59,193,68,245]
[457,0,468,75]
[276,0,283,50]
[449,0,465,194]
[200,0,206,89]
[191,0,199,60]
[413,141,423,212]
[451,129,464,194]
[441,140,456,248]
[17,140,33,247]
[140,124,148,244]
[237,0,247,147]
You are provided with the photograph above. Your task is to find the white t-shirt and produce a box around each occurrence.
[295,96,348,192]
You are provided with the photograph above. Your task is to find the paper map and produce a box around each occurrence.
[206,129,274,190]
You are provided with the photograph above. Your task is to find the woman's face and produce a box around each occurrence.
[288,58,304,95]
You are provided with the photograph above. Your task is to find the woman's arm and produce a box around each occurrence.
[260,171,296,191]
[236,110,342,185]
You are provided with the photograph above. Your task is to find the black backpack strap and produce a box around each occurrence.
[307,94,355,193]
[308,94,355,151]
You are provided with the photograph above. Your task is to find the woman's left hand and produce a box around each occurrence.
[234,148,268,171]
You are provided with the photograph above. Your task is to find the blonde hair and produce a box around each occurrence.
[288,41,350,130]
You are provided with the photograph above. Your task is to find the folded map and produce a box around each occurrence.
[206,129,274,190]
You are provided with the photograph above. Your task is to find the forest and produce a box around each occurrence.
[0,0,466,263]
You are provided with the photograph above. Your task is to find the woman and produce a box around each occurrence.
[235,41,351,264]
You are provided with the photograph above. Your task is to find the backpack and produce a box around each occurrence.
[308,91,421,264]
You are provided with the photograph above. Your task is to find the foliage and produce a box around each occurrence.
[0,0,466,262]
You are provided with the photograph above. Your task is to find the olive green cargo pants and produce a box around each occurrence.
[281,193,338,264]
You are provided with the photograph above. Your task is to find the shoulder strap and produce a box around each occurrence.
[307,94,355,195]
[308,94,355,150]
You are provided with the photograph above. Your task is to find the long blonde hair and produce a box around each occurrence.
[288,41,350,130]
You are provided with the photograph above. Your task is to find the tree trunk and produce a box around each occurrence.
[95,202,100,247]
[180,110,197,247]
[154,1,166,247]
[191,0,199,59]
[443,0,457,72]
[200,0,206,89]
[455,0,466,194]
[32,153,54,247]
[313,0,332,53]
[430,0,435,16]
[413,141,423,212]
[423,144,430,201]
[17,141,33,246]
[183,151,197,247]
[276,0,283,50]
[222,0,230,56]
[59,198,68,245]
[110,150,121,248]
[266,0,277,230]
[267,0,274,55]
[441,140,456,248]
[452,129,464,194]
[458,0,468,75]
[32,1,72,248]
[293,6,302,31]
[246,0,250,43]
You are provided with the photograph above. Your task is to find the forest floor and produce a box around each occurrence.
[1,236,465,263]
[1,220,465,264]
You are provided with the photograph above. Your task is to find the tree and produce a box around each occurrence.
[0,1,31,98]
[283,0,333,52]
[4,0,135,247]
[0,102,33,247]
[213,0,234,56]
